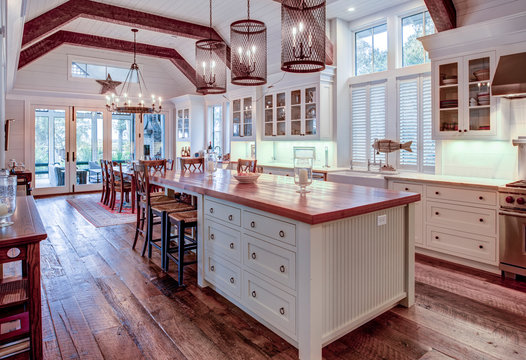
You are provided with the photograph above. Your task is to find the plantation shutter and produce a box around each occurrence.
[399,78,419,168]
[422,76,435,170]
[351,86,367,165]
[369,83,387,163]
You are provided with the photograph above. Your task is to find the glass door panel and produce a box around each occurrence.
[291,90,301,136]
[305,87,317,136]
[438,62,459,132]
[467,57,491,132]
[276,92,286,136]
[111,113,136,163]
[74,110,103,187]
[143,114,165,159]
[34,108,68,191]
[177,110,184,139]
[183,109,190,139]
[243,97,252,137]
[264,94,274,137]
[232,99,241,137]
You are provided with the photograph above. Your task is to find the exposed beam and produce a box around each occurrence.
[423,0,456,31]
[18,31,198,87]
[22,0,231,66]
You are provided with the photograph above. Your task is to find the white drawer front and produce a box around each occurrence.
[205,255,241,299]
[426,185,496,207]
[392,182,424,194]
[244,271,296,336]
[205,220,242,263]
[427,226,497,263]
[243,211,296,246]
[205,199,241,226]
[426,201,496,236]
[244,235,296,290]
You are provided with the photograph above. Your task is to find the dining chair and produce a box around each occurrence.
[180,157,204,172]
[102,160,112,206]
[100,160,108,204]
[237,159,257,173]
[109,161,132,212]
[167,159,175,171]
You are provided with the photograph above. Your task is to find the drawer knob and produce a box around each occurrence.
[479,245,484,249]
[252,290,257,298]
[210,208,214,214]
[210,265,215,272]
[251,252,257,260]
[228,214,233,221]
[479,218,484,223]
[435,236,439,240]
[280,265,285,273]
[435,212,439,216]
[229,242,234,249]
[250,221,255,228]
[279,307,285,315]
[6,247,21,259]
[479,196,484,200]
[435,191,440,195]
[279,230,285,238]
[405,187,409,191]
[230,277,235,284]
[210,234,215,240]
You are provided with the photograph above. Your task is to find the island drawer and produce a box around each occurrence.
[391,182,423,195]
[205,199,241,226]
[244,235,296,290]
[205,220,242,264]
[426,185,496,207]
[244,271,296,337]
[426,201,496,236]
[427,226,496,264]
[205,255,241,299]
[242,211,296,246]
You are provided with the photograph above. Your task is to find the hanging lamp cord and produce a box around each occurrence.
[247,0,250,19]
[209,0,212,38]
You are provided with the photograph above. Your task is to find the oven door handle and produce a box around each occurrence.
[499,210,526,218]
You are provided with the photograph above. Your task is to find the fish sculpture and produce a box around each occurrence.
[372,139,412,154]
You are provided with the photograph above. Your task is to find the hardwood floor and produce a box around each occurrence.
[29,194,526,359]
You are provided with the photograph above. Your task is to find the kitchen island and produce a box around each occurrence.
[151,169,420,360]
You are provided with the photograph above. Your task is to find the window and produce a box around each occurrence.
[355,24,388,76]
[143,114,165,159]
[71,61,136,82]
[212,105,223,154]
[351,82,387,166]
[401,11,435,67]
[398,74,435,172]
[111,113,135,162]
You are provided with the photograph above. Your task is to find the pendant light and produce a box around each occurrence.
[281,0,326,73]
[230,0,267,86]
[196,0,227,94]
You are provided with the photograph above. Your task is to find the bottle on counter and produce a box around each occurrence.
[207,141,212,153]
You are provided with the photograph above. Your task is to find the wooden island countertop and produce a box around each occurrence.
[151,169,420,225]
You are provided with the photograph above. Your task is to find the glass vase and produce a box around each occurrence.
[0,175,17,227]
[205,152,217,178]
[294,156,313,194]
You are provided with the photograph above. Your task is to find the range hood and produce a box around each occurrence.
[491,52,526,98]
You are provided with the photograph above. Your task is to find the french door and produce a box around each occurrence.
[32,106,108,195]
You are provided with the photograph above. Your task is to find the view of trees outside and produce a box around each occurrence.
[402,11,436,67]
[112,113,135,162]
[355,24,387,76]
[75,111,103,185]
[212,105,223,154]
[143,114,165,159]
[35,115,50,178]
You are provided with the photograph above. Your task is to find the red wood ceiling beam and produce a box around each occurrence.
[18,31,198,87]
[423,0,456,31]
[22,0,231,66]
[272,0,334,66]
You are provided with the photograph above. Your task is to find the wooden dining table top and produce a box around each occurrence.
[150,169,420,225]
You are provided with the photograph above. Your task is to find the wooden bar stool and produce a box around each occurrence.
[165,210,198,288]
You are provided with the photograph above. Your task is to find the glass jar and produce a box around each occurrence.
[294,156,313,194]
[205,152,217,177]
[0,175,17,227]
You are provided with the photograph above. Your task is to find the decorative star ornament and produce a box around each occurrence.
[96,74,122,94]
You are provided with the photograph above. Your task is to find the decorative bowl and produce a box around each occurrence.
[233,173,261,184]
[473,69,490,81]
[442,78,457,85]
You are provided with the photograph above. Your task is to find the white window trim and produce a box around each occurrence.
[399,8,434,69]
[67,55,141,82]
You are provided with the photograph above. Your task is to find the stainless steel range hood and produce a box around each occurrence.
[491,52,526,98]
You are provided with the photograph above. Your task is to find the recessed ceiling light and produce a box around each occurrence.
[347,7,355,12]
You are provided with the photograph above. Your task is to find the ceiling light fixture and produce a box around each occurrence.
[195,0,227,94]
[230,0,267,86]
[105,29,162,114]
[281,0,326,73]
[347,7,355,12]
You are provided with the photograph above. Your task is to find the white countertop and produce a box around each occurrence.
[383,173,511,189]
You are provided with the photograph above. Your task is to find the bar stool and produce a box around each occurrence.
[165,210,198,288]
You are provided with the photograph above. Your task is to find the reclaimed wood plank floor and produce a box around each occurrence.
[32,194,526,360]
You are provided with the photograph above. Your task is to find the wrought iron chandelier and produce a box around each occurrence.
[196,0,227,94]
[105,29,162,114]
[281,0,326,73]
[230,0,267,86]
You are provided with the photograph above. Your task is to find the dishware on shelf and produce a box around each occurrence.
[0,175,17,227]
[473,68,490,81]
[294,156,313,194]
[233,173,260,184]
[442,78,457,85]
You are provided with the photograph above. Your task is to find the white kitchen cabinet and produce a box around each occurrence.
[231,96,255,141]
[176,108,190,140]
[432,51,509,140]
[263,92,287,138]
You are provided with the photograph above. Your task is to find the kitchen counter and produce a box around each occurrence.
[384,173,511,189]
[258,162,349,173]
[150,169,418,360]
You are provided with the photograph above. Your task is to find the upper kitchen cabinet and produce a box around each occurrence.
[261,67,334,141]
[171,95,206,151]
[176,108,190,140]
[231,96,255,141]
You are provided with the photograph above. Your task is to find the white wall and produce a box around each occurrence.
[4,99,25,165]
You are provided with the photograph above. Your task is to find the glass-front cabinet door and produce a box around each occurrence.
[304,87,317,136]
[231,96,255,140]
[264,94,274,137]
[243,97,253,138]
[290,90,302,136]
[263,92,287,139]
[177,108,190,140]
[437,60,460,135]
[276,92,286,136]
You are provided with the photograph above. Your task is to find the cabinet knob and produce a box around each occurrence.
[479,218,484,222]
[230,242,234,249]
[405,187,409,191]
[435,236,439,240]
[479,196,484,200]
[210,265,215,272]
[252,290,257,298]
[230,277,235,284]
[279,230,285,238]
[209,208,214,214]
[479,245,484,249]
[435,191,440,195]
[280,265,285,273]
[250,221,256,228]
[458,130,462,133]
[228,214,233,221]
[279,307,285,315]
[435,212,439,216]
[251,252,257,260]
[464,129,467,132]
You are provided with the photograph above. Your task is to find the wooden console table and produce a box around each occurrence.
[0,196,47,359]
